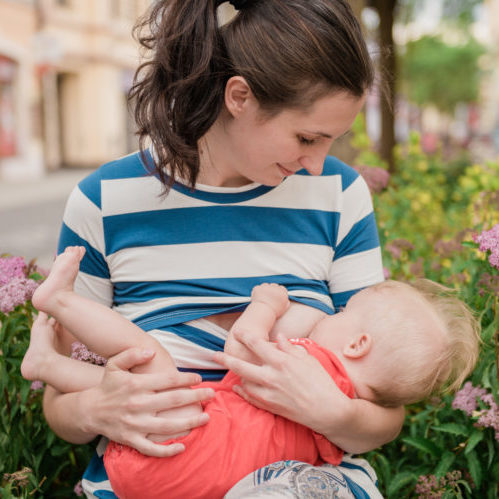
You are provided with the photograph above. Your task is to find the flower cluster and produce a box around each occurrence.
[353,165,390,193]
[473,223,499,269]
[477,272,499,297]
[415,471,463,498]
[74,480,83,496]
[3,466,32,488]
[0,256,26,285]
[71,341,107,366]
[385,238,414,259]
[0,255,41,314]
[453,382,499,440]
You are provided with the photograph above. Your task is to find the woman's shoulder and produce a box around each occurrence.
[81,151,152,185]
[76,151,154,208]
[321,155,360,190]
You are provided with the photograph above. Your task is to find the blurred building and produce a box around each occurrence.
[0,0,150,180]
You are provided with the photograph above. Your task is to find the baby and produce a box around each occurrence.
[21,246,480,499]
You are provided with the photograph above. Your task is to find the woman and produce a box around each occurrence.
[42,0,404,496]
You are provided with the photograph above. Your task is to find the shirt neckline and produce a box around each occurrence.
[140,148,278,204]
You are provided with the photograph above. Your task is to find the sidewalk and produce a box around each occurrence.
[0,167,94,211]
[0,167,94,269]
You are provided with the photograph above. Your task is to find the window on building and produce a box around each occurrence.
[0,56,18,158]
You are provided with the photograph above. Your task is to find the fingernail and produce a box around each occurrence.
[199,413,210,424]
[142,349,154,357]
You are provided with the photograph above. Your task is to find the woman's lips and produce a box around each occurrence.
[278,164,295,176]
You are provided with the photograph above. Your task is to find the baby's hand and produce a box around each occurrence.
[251,283,289,318]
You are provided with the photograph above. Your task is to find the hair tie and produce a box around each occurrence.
[229,0,250,9]
[216,0,251,10]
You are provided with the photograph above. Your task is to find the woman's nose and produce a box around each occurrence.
[298,154,325,176]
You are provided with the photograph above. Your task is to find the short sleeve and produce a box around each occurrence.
[57,170,113,307]
[329,173,383,311]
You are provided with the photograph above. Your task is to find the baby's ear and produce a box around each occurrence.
[343,333,372,359]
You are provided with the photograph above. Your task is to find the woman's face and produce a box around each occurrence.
[206,88,365,187]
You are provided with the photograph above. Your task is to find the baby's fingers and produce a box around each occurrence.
[127,437,186,458]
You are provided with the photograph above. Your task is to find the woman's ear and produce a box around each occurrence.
[225,76,254,117]
[343,333,372,359]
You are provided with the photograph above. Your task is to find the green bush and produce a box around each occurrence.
[355,129,499,498]
[0,257,92,498]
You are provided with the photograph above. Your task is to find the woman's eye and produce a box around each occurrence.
[298,136,316,145]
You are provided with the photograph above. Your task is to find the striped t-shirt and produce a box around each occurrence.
[58,149,383,497]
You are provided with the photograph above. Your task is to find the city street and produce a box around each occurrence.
[0,168,93,269]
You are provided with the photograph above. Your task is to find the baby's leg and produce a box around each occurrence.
[30,246,201,441]
[32,247,172,374]
[225,284,289,361]
[21,312,105,392]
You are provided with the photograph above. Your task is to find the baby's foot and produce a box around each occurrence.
[32,246,85,314]
[21,312,59,381]
[251,283,289,318]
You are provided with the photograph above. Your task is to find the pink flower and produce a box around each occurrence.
[473,224,499,270]
[0,276,39,314]
[30,380,44,391]
[0,256,26,286]
[452,381,486,416]
[71,342,107,366]
[385,239,414,260]
[383,267,391,279]
[74,480,83,496]
[453,382,499,441]
[353,165,390,193]
[475,392,499,440]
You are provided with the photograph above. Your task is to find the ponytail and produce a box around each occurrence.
[131,0,230,190]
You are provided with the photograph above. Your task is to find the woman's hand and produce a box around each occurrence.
[43,320,215,458]
[213,331,404,454]
[83,347,214,457]
[214,332,346,432]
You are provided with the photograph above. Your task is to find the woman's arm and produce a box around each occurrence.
[43,324,214,457]
[214,333,404,453]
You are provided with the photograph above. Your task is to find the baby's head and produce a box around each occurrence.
[344,280,480,407]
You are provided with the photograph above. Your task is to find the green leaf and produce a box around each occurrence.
[386,471,417,497]
[481,322,496,343]
[487,438,495,468]
[461,241,478,248]
[465,430,484,455]
[431,423,468,436]
[466,450,482,488]
[402,436,442,457]
[435,450,456,476]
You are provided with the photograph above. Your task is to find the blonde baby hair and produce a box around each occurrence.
[360,279,480,407]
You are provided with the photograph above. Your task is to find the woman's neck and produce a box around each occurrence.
[197,115,252,188]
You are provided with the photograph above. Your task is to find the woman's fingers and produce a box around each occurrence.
[105,347,203,391]
[213,351,264,383]
[144,412,210,441]
[146,387,215,412]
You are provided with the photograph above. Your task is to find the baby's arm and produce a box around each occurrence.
[270,301,327,341]
[225,283,289,363]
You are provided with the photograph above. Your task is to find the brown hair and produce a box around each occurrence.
[130,0,373,190]
[360,280,480,408]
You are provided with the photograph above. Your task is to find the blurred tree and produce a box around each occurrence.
[400,35,485,114]
[362,0,483,172]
